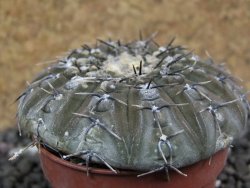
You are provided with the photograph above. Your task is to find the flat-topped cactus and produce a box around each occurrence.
[16,36,249,177]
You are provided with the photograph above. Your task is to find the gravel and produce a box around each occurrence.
[0,129,50,188]
[217,125,250,188]
[0,124,250,188]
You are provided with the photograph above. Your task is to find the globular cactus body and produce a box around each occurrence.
[17,37,249,176]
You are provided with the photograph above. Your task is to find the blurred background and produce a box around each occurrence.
[1,0,250,131]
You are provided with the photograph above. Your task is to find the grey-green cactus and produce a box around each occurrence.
[16,36,249,177]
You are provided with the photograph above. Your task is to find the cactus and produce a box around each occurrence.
[16,36,249,178]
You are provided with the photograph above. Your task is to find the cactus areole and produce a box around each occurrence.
[17,37,249,177]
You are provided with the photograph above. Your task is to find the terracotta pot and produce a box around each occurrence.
[39,146,228,188]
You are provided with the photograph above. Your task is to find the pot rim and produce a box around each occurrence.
[40,145,143,176]
[40,145,229,177]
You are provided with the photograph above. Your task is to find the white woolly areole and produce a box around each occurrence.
[103,52,157,77]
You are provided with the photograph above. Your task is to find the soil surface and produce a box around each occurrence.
[0,123,250,188]
[1,0,250,130]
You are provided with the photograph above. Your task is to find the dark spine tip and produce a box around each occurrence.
[146,80,152,89]
[132,64,137,75]
[139,61,142,75]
